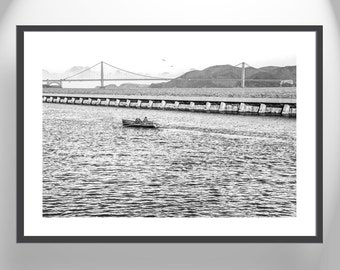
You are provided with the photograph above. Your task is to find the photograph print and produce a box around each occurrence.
[17,26,322,242]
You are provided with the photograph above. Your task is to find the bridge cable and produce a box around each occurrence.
[231,62,293,81]
[244,62,294,81]
[103,61,171,80]
[63,62,101,80]
[233,62,243,67]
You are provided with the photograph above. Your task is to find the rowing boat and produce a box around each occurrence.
[122,119,159,128]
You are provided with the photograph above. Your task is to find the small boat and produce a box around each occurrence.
[122,119,159,128]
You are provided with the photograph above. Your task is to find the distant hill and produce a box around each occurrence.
[99,83,149,89]
[117,83,150,89]
[150,65,296,88]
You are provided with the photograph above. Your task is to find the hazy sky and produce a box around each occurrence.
[37,31,297,76]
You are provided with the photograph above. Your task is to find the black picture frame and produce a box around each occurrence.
[17,25,323,243]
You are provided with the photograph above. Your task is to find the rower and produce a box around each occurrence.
[143,117,148,123]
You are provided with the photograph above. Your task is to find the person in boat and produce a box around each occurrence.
[143,117,149,123]
[135,118,142,123]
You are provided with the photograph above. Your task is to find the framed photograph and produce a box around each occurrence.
[17,25,322,243]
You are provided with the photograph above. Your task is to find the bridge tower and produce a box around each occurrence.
[241,62,246,88]
[100,61,104,88]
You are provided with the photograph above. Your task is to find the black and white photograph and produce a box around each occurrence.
[17,26,322,242]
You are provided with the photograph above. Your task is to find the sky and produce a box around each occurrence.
[36,31,297,76]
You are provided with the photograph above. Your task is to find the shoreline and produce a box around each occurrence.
[43,87,296,99]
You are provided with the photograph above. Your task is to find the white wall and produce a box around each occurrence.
[0,0,339,269]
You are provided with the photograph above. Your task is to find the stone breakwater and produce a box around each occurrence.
[42,94,296,117]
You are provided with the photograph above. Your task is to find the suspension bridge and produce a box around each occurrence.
[42,61,294,88]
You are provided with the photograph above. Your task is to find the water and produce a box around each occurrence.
[43,103,296,218]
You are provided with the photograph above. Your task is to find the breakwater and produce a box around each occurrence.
[42,94,296,117]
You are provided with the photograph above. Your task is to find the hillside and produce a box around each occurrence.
[150,65,296,88]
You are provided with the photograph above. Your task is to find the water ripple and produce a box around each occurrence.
[43,104,296,218]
